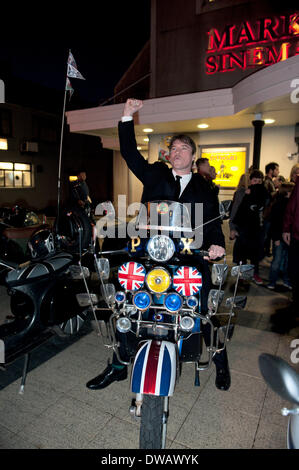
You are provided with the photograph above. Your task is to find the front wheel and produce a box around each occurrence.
[139,395,168,449]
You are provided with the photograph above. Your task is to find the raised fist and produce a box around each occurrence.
[123,98,143,117]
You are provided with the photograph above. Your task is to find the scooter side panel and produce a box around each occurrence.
[131,340,177,397]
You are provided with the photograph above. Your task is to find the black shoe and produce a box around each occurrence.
[86,364,127,390]
[215,366,231,391]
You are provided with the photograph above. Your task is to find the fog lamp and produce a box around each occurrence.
[133,290,152,311]
[164,292,183,313]
[146,267,171,293]
[116,317,132,333]
[180,316,195,332]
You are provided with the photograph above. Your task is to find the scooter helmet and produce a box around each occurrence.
[28,228,55,259]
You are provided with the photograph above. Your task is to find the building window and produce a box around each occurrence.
[0,109,12,137]
[0,162,33,188]
[0,139,8,150]
[32,115,59,143]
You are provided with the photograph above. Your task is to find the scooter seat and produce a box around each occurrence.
[2,224,46,239]
[5,252,73,287]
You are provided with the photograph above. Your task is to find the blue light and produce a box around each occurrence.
[115,291,126,303]
[186,296,198,309]
[133,291,151,311]
[164,292,183,312]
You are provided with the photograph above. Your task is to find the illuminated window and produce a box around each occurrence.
[0,162,33,188]
[0,139,8,150]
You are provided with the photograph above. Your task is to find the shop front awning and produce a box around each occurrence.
[66,55,299,150]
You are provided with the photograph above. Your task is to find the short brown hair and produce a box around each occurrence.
[168,134,197,155]
[250,169,264,180]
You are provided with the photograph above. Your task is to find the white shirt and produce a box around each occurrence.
[122,115,192,196]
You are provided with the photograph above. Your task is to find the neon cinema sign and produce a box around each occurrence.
[205,13,299,74]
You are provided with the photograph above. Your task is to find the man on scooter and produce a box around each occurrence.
[86,98,231,392]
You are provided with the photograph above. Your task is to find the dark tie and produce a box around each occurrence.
[174,175,182,200]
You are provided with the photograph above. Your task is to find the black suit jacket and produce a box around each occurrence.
[118,120,225,249]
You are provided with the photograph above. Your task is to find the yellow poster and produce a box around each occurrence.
[201,147,247,188]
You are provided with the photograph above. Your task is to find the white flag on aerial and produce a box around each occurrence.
[67,51,85,80]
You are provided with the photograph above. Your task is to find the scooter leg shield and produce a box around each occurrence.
[131,340,177,397]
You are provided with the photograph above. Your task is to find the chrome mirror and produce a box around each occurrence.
[218,324,235,344]
[95,257,110,280]
[101,283,116,305]
[225,295,247,309]
[69,265,90,280]
[76,293,98,307]
[211,263,228,285]
[231,264,254,280]
[208,289,224,311]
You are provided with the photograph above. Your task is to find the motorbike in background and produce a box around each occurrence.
[259,353,299,449]
[94,199,254,449]
[0,205,44,265]
[0,225,98,394]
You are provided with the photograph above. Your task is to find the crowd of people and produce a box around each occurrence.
[195,158,299,325]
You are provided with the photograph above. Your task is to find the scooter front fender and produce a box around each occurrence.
[131,340,177,397]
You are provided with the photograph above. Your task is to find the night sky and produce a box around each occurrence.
[0,2,151,108]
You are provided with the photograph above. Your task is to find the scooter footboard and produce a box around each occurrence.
[131,340,177,397]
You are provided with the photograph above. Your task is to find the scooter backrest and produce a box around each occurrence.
[5,252,73,287]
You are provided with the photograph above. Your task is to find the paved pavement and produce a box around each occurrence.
[0,237,299,451]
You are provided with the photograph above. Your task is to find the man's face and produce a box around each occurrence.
[78,172,86,181]
[169,140,194,174]
[273,166,279,177]
[198,161,211,177]
[250,177,262,185]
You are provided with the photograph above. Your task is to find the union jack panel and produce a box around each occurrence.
[173,266,202,296]
[131,340,177,396]
[118,262,146,291]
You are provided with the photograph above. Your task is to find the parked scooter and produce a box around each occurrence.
[94,199,253,449]
[259,353,299,449]
[0,226,97,394]
[0,205,44,265]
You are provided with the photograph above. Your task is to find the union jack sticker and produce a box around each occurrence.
[118,262,146,291]
[173,266,202,296]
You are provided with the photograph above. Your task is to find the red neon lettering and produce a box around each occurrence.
[235,21,256,44]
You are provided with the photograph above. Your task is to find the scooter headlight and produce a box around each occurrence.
[147,235,175,262]
[116,317,132,333]
[133,290,152,311]
[164,292,183,313]
[146,267,171,293]
[180,316,195,332]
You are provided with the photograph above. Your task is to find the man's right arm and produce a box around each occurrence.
[118,119,149,184]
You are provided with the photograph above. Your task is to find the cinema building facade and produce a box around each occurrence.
[66,0,299,207]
